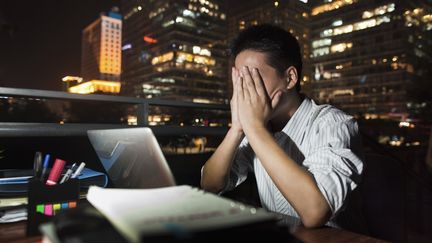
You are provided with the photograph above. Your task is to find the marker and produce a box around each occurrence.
[46,159,66,186]
[33,151,43,179]
[40,154,50,181]
[59,163,76,184]
[71,162,85,179]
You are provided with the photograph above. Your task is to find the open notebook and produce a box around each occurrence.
[87,185,278,243]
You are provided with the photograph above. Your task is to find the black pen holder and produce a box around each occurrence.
[26,178,80,236]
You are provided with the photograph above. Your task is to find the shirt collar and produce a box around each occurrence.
[279,97,313,144]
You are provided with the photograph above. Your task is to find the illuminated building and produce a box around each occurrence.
[68,80,121,94]
[81,8,122,83]
[61,76,83,92]
[227,0,311,95]
[306,0,432,120]
[120,0,228,104]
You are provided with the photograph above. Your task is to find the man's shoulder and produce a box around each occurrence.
[309,99,355,125]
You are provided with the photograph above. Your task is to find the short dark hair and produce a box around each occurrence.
[230,24,303,92]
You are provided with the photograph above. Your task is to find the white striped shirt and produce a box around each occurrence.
[226,97,366,229]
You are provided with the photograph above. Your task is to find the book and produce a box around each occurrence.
[87,185,278,243]
[0,167,108,196]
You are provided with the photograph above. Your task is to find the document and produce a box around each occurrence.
[87,185,277,243]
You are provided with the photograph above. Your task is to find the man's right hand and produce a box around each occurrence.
[230,67,243,134]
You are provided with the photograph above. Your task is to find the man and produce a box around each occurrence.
[201,24,366,231]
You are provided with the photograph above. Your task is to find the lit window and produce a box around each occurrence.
[332,19,343,26]
[312,47,330,57]
[330,42,353,53]
[312,0,357,16]
[312,38,332,48]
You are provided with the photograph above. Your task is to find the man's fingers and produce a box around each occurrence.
[241,66,256,99]
[251,68,267,98]
[231,67,237,94]
[237,74,245,100]
[271,90,283,109]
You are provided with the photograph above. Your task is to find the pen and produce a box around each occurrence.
[33,151,43,179]
[46,158,66,186]
[40,154,50,181]
[59,163,76,184]
[71,162,86,179]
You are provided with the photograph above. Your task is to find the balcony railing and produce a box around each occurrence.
[0,87,229,137]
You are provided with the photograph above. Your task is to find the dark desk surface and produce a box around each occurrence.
[0,218,387,243]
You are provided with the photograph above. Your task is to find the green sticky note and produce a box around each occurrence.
[36,204,44,214]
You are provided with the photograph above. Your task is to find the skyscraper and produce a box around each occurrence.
[82,9,122,82]
[70,9,122,94]
[121,0,228,104]
[306,0,432,120]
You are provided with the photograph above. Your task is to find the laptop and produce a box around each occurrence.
[87,127,176,189]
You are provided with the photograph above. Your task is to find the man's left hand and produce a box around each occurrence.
[237,66,282,134]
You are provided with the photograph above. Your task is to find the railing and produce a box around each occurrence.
[0,87,229,137]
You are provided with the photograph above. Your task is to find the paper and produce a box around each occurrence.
[87,185,276,243]
[0,208,27,223]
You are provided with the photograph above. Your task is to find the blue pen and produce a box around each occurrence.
[40,154,50,181]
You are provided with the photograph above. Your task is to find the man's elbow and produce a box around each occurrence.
[200,178,225,194]
[301,208,332,228]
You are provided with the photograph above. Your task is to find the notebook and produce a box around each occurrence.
[87,127,176,189]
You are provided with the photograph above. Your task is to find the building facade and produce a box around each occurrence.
[121,0,228,104]
[81,10,122,82]
[306,0,432,120]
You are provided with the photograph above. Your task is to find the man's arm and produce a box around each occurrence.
[201,67,245,193]
[200,128,244,193]
[245,125,331,228]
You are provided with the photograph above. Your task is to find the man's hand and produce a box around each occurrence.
[230,67,243,134]
[237,66,282,133]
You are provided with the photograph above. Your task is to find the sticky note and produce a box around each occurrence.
[53,204,61,215]
[45,204,53,216]
[36,204,44,214]
[69,201,77,208]
[61,203,69,209]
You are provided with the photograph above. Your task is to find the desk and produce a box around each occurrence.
[0,218,387,243]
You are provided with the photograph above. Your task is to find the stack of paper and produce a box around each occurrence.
[87,185,277,243]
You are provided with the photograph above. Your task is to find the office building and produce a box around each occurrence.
[227,0,311,95]
[120,0,228,104]
[69,9,122,95]
[306,0,432,120]
[81,9,122,82]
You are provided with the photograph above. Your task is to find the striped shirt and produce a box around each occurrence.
[226,97,366,229]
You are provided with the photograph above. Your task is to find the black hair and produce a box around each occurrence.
[230,24,303,92]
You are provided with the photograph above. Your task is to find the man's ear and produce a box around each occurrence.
[285,66,298,90]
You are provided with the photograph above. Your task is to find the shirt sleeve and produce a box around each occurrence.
[223,137,254,192]
[302,118,364,218]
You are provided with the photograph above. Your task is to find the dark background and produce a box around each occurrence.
[0,0,119,90]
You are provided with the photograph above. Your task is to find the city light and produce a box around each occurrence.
[312,0,358,16]
[68,80,121,94]
[62,76,83,83]
[143,36,158,44]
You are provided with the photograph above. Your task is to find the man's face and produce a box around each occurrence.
[234,50,286,100]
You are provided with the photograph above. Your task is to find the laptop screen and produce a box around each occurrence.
[87,127,176,189]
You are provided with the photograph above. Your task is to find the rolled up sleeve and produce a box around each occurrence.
[302,119,364,217]
[223,137,254,192]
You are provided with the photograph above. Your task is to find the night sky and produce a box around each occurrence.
[0,0,119,91]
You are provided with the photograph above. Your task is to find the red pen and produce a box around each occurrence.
[46,158,66,186]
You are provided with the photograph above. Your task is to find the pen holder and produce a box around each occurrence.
[26,178,80,236]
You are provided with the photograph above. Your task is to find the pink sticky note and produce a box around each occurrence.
[44,204,53,216]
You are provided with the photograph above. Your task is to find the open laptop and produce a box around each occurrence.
[87,127,176,189]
